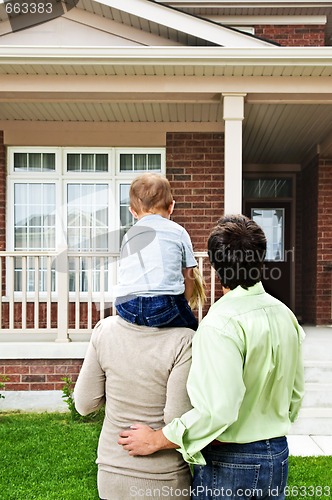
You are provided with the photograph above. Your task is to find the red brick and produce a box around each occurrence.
[30,383,55,391]
[4,366,29,375]
[54,364,82,374]
[5,384,30,391]
[46,374,69,383]
[22,375,46,383]
[30,365,55,375]
[254,25,326,46]
[2,375,20,383]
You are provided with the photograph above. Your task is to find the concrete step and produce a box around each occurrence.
[290,327,332,435]
[290,408,332,435]
[301,383,332,408]
[302,327,332,362]
[304,362,332,383]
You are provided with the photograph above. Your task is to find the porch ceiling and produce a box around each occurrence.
[1,100,332,163]
[1,46,332,164]
[243,102,332,163]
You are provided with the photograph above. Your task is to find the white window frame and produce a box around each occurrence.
[7,146,166,295]
[115,147,166,175]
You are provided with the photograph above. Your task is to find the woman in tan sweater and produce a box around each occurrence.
[74,315,194,500]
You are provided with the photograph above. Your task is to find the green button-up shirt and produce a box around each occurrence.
[163,282,305,465]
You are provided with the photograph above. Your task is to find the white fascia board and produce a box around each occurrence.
[208,16,327,26]
[92,0,273,47]
[1,46,332,66]
[156,1,332,7]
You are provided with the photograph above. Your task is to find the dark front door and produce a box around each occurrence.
[244,201,292,309]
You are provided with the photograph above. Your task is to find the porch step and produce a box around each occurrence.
[289,327,332,436]
[304,362,332,383]
[290,408,332,435]
[301,382,332,408]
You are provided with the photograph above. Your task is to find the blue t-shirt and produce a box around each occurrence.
[114,215,197,298]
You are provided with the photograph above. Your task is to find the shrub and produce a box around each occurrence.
[0,375,9,400]
[61,376,104,423]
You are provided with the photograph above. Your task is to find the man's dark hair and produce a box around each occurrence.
[207,214,267,290]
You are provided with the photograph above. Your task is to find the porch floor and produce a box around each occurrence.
[287,435,332,456]
[288,325,332,456]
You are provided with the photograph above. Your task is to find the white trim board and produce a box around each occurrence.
[208,16,327,26]
[2,46,332,65]
[155,1,332,7]
[1,390,68,412]
[0,342,88,359]
[90,0,273,47]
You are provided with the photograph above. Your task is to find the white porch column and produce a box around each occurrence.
[222,93,246,215]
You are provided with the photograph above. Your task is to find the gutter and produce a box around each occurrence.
[0,46,332,66]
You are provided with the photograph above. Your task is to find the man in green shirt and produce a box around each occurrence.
[119,215,305,499]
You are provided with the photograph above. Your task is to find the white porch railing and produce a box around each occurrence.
[0,250,216,342]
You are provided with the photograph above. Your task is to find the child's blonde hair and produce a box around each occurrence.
[130,173,173,215]
[189,267,207,310]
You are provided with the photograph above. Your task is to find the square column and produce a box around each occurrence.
[222,93,246,215]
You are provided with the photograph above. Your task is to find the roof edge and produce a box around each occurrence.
[1,45,332,65]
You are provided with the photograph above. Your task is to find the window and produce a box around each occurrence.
[251,208,285,261]
[119,152,161,172]
[13,152,56,172]
[8,147,165,292]
[243,178,292,199]
[67,153,108,172]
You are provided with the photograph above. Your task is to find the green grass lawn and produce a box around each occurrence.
[0,412,331,499]
[0,412,101,500]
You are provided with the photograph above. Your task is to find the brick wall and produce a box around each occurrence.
[0,359,82,391]
[301,156,319,324]
[254,25,326,46]
[166,132,225,310]
[301,157,332,325]
[166,132,224,252]
[316,158,332,324]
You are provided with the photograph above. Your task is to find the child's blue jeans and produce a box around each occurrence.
[115,294,198,330]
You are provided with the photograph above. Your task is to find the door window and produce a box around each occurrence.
[251,208,285,261]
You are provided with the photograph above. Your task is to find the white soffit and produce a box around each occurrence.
[1,46,332,77]
[88,0,273,46]
[0,101,223,122]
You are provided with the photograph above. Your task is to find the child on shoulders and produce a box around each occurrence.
[114,173,200,330]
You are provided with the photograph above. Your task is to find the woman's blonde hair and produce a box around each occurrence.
[189,267,207,310]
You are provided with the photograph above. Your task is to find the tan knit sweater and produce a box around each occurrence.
[74,316,194,480]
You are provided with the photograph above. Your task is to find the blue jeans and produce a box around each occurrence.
[115,294,198,330]
[192,437,289,500]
